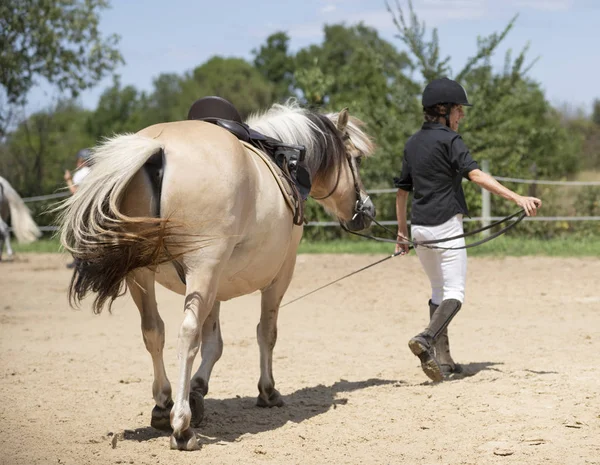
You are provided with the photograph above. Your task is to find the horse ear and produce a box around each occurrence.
[336,108,349,132]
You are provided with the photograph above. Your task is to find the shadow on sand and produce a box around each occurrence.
[122,378,398,445]
[122,363,510,446]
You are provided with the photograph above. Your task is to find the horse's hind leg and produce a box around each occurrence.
[126,268,173,431]
[256,255,297,408]
[189,301,223,427]
[170,271,219,451]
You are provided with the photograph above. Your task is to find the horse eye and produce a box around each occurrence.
[356,156,363,167]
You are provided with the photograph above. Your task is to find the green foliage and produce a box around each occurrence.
[592,99,600,126]
[382,0,586,238]
[292,23,419,238]
[183,57,274,120]
[386,0,450,82]
[297,236,600,256]
[253,32,296,102]
[86,76,146,140]
[565,116,600,171]
[1,100,94,198]
[0,4,597,245]
[16,235,600,257]
[0,0,123,135]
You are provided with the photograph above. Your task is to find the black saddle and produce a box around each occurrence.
[187,96,312,203]
[187,95,243,122]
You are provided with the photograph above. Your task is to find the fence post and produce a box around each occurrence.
[481,159,491,237]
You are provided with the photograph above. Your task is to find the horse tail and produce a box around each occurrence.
[0,176,42,243]
[57,134,184,314]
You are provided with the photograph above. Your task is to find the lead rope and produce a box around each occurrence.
[280,252,402,308]
[281,209,527,307]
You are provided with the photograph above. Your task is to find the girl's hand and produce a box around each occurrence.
[395,231,410,255]
[515,195,542,216]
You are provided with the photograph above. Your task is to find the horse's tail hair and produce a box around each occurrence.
[0,176,42,243]
[56,134,187,314]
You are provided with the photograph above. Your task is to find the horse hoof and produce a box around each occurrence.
[256,389,284,408]
[189,390,205,427]
[151,400,173,431]
[170,428,199,451]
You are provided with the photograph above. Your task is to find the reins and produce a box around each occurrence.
[281,209,527,307]
[342,209,527,250]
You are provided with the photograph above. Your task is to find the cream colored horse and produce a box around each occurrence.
[0,176,41,260]
[58,101,375,450]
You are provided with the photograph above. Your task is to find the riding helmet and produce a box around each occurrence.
[422,77,472,107]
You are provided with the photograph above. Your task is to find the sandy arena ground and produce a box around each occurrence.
[0,252,598,465]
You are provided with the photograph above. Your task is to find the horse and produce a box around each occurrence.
[58,100,376,450]
[0,176,42,260]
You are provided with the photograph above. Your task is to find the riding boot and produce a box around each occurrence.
[409,298,462,382]
[429,301,462,376]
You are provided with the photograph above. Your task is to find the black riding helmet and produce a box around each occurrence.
[422,77,472,128]
[422,77,472,107]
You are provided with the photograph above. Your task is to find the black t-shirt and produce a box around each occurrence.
[394,122,479,226]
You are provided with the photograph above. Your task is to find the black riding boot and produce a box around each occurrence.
[408,299,462,382]
[428,300,462,376]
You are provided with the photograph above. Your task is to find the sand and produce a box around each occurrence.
[1,253,598,465]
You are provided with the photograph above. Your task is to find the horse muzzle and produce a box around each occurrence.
[341,194,375,232]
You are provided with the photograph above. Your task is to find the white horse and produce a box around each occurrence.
[0,176,42,260]
[58,101,376,450]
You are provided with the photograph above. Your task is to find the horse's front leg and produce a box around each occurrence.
[256,255,297,408]
[0,217,13,260]
[170,272,216,451]
[189,301,223,427]
[126,269,173,431]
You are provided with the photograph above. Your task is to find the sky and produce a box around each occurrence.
[27,0,600,115]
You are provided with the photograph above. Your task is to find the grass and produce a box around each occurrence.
[10,234,600,257]
[12,236,63,253]
[299,236,600,256]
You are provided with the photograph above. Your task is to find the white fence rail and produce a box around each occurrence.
[23,192,70,203]
[308,161,600,228]
[17,163,600,232]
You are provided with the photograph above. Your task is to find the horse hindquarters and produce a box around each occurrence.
[59,135,184,313]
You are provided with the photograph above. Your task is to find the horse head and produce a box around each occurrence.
[246,101,376,231]
[310,108,376,232]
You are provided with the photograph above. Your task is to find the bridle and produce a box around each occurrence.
[310,132,367,222]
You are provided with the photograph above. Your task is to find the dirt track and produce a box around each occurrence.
[1,253,599,465]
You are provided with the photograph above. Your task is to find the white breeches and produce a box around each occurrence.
[411,214,467,305]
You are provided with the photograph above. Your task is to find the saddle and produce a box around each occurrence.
[187,97,311,225]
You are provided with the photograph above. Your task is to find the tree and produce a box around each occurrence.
[183,57,274,119]
[386,0,582,237]
[592,99,600,126]
[0,0,123,135]
[86,77,145,140]
[289,23,418,238]
[252,32,296,102]
[136,73,188,126]
[1,101,94,197]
